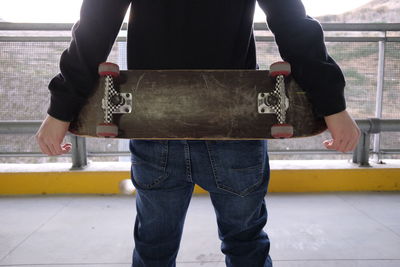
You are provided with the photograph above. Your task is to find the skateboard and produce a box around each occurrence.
[69,61,327,139]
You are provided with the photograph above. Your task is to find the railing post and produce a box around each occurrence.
[70,136,88,170]
[352,143,359,164]
[354,131,371,167]
[373,37,386,163]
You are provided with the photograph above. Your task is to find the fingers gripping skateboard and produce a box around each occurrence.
[96,62,132,138]
[259,61,294,139]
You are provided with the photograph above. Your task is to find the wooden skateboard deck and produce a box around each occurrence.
[69,62,327,139]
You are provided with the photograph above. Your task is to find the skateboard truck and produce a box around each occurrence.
[258,61,294,138]
[97,62,132,138]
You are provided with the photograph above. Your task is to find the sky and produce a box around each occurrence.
[0,0,372,23]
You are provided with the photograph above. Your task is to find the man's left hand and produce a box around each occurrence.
[323,110,361,153]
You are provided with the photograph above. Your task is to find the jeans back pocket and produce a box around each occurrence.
[130,140,169,189]
[206,140,268,197]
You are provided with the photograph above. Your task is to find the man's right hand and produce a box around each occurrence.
[36,115,72,156]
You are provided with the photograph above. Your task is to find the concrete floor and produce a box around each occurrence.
[0,193,400,267]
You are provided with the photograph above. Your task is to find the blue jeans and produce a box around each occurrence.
[130,140,272,267]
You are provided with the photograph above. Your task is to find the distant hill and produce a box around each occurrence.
[316,0,400,23]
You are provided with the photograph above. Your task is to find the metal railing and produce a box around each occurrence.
[1,119,400,168]
[1,22,400,168]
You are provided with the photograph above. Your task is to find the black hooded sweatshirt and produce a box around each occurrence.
[48,0,346,122]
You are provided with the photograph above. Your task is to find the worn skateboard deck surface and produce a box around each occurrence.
[69,69,326,139]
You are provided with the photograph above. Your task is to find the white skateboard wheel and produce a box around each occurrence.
[98,62,120,77]
[271,124,294,139]
[270,61,291,77]
[96,123,118,138]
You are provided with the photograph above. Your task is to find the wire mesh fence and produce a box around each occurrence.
[383,42,400,119]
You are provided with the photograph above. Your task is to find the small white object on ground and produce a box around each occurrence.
[119,179,136,195]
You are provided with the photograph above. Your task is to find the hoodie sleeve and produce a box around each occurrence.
[48,0,131,122]
[257,0,346,117]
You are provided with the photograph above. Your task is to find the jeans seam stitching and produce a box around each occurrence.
[184,141,193,183]
[161,141,169,173]
[205,141,220,188]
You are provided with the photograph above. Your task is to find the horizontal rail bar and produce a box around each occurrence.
[1,22,400,32]
[253,23,400,32]
[321,23,400,32]
[323,37,400,43]
[0,22,75,31]
[4,149,398,158]
[380,150,400,155]
[255,36,400,43]
[0,36,127,42]
[2,36,399,43]
[0,152,71,157]
[0,150,355,157]
[357,119,400,133]
[0,36,71,42]
[0,121,42,134]
[0,118,400,134]
[88,150,348,156]
[4,150,400,158]
[2,119,400,135]
[0,120,73,136]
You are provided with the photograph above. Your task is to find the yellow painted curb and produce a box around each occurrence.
[268,169,400,192]
[0,168,399,195]
[0,171,126,195]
